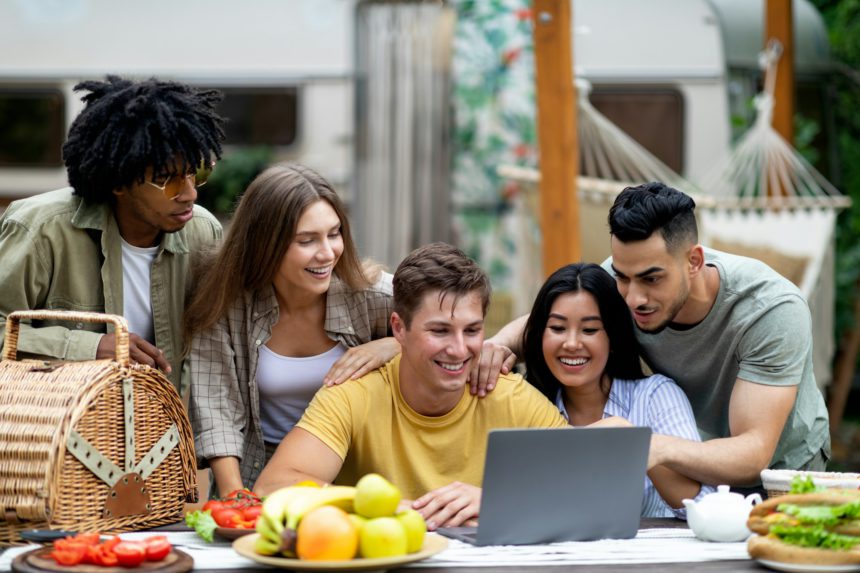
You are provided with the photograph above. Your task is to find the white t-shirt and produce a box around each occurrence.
[120,238,158,343]
[257,342,347,443]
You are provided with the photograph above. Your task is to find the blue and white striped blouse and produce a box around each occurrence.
[554,374,715,519]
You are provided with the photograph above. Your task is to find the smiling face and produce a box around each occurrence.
[392,289,485,411]
[112,163,199,247]
[542,291,610,391]
[275,200,344,298]
[610,233,690,333]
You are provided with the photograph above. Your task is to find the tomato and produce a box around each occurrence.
[143,536,172,561]
[114,541,146,567]
[101,536,122,552]
[241,505,262,521]
[90,544,119,567]
[211,506,243,527]
[202,499,225,512]
[68,532,101,546]
[50,546,86,566]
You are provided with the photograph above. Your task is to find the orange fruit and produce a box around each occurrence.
[296,506,359,561]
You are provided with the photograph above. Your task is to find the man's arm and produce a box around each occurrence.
[0,218,99,360]
[486,314,527,356]
[253,428,345,496]
[651,379,797,485]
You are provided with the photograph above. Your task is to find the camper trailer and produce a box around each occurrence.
[0,0,356,202]
[0,0,834,200]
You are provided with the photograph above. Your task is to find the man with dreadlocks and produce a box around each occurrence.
[0,75,226,397]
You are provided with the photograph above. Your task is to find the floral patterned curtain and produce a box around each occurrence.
[450,0,538,319]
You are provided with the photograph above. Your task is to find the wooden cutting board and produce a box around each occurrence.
[12,547,193,573]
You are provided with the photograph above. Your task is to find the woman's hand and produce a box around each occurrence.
[411,482,481,530]
[468,341,516,397]
[323,337,400,386]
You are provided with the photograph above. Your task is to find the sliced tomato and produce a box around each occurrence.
[50,546,86,566]
[114,541,146,568]
[91,544,119,567]
[101,535,122,552]
[143,536,172,561]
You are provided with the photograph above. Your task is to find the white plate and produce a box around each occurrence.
[757,559,860,573]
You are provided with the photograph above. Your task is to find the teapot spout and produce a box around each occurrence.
[682,498,695,510]
[745,493,763,506]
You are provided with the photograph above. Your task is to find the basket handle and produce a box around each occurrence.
[3,310,130,366]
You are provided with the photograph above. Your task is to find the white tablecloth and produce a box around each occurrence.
[0,528,751,570]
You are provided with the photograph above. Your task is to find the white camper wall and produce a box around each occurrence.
[572,0,731,182]
[0,0,356,198]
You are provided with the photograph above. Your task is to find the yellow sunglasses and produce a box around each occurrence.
[145,162,213,200]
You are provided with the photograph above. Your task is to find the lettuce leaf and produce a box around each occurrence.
[771,524,860,551]
[779,500,860,525]
[789,475,825,494]
[185,509,218,542]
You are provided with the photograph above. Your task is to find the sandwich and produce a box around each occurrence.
[747,488,860,564]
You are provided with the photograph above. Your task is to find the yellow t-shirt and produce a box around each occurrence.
[296,354,568,500]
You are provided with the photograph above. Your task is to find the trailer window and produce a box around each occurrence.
[0,89,65,167]
[207,87,299,147]
[588,87,684,174]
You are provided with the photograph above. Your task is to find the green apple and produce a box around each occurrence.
[359,517,408,558]
[396,509,427,553]
[348,513,367,534]
[354,473,401,518]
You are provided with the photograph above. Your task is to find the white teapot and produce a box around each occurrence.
[682,485,762,542]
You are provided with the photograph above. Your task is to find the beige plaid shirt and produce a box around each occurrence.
[189,272,393,490]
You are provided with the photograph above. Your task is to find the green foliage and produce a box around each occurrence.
[197,146,274,215]
[810,0,860,338]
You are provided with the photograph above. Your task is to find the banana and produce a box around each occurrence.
[283,485,357,530]
[254,484,357,557]
[254,533,282,556]
[255,511,284,545]
[260,485,322,535]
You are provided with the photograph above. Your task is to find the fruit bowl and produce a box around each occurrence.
[232,532,448,571]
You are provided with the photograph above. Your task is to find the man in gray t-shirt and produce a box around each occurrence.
[485,182,830,487]
[603,183,829,486]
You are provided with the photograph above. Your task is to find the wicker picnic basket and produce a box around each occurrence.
[0,311,197,546]
[761,469,860,499]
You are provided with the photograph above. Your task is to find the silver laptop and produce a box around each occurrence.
[437,427,651,546]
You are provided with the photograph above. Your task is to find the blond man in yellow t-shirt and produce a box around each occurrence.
[255,242,567,529]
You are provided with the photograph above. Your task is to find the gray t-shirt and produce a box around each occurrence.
[604,248,830,471]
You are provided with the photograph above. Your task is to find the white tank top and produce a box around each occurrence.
[120,238,158,343]
[257,342,347,443]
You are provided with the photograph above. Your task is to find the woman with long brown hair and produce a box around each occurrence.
[185,164,397,496]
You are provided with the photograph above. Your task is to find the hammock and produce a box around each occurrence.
[498,44,849,389]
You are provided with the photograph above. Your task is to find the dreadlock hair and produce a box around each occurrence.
[63,75,226,204]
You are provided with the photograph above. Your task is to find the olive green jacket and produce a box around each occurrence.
[0,188,222,396]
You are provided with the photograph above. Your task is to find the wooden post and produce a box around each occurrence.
[766,0,794,146]
[533,0,580,276]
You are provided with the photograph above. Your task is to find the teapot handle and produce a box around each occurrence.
[745,493,763,505]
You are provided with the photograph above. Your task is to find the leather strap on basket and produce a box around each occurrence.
[66,378,179,488]
[67,430,125,486]
[134,425,180,479]
[3,310,130,365]
[123,378,135,472]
